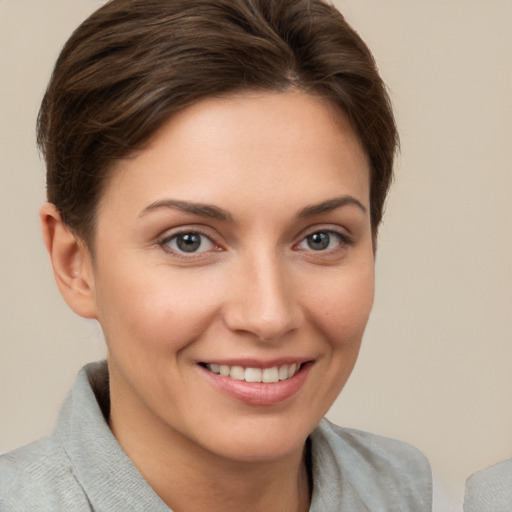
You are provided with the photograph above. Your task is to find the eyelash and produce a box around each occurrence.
[294,229,353,254]
[157,227,352,259]
[157,229,220,258]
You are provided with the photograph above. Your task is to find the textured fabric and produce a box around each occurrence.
[0,361,432,511]
[464,459,512,512]
[310,421,432,510]
[0,362,168,512]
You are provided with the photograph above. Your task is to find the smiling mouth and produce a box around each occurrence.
[200,363,303,383]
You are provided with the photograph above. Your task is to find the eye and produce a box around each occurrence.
[296,230,348,252]
[162,231,215,254]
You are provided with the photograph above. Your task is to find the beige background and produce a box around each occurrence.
[1,1,511,510]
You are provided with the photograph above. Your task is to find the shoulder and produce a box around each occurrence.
[318,418,431,472]
[0,436,91,512]
[310,419,432,511]
[464,458,512,512]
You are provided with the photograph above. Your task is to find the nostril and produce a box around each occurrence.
[222,264,303,340]
[223,305,303,342]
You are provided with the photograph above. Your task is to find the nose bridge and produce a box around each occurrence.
[224,248,301,341]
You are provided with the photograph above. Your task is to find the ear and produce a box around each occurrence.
[40,203,98,319]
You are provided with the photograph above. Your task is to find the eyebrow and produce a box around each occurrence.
[139,195,366,222]
[297,196,367,218]
[139,199,234,222]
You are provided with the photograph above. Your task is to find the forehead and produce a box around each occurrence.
[100,91,370,219]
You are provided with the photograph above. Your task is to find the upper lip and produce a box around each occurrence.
[198,358,312,368]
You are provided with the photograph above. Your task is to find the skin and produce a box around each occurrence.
[41,91,375,512]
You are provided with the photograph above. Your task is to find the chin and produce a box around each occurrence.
[197,417,315,464]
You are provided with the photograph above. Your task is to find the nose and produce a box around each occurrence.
[223,253,303,341]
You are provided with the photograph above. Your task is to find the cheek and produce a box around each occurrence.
[95,267,221,356]
[306,262,375,346]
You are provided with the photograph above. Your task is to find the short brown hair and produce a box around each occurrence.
[38,0,397,246]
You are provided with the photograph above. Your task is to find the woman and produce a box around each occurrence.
[0,0,432,510]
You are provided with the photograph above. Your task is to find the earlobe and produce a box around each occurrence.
[40,203,98,319]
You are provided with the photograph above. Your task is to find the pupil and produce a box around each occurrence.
[177,233,201,252]
[308,232,329,250]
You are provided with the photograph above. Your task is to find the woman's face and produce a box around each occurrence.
[86,91,374,463]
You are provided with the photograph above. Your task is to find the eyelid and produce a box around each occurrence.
[296,224,352,243]
[293,226,353,253]
[157,226,224,257]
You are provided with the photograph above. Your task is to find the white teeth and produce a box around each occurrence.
[230,365,245,380]
[205,363,302,383]
[245,367,262,382]
[262,367,279,383]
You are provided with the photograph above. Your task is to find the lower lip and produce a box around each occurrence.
[198,363,312,406]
